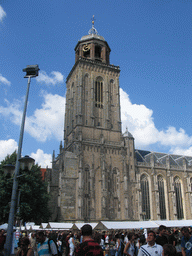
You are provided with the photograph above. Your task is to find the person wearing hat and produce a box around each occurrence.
[75,224,103,256]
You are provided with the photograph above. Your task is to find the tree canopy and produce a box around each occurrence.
[0,151,51,224]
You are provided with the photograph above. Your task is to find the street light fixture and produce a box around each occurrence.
[4,65,39,256]
[19,155,35,171]
[3,156,35,177]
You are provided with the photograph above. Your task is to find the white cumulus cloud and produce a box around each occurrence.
[170,146,192,157]
[0,6,6,22]
[25,93,65,142]
[120,88,159,146]
[1,86,192,159]
[0,139,18,162]
[0,74,11,86]
[0,98,23,125]
[0,93,65,142]
[0,140,52,168]
[36,71,64,85]
[31,149,52,168]
[120,88,192,155]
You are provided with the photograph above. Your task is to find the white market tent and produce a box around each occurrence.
[46,222,74,230]
[10,219,192,232]
[39,223,48,229]
[154,220,192,228]
[20,225,41,231]
[0,223,8,230]
[95,221,159,230]
[72,222,98,230]
[26,222,35,226]
[31,225,42,230]
[21,225,30,231]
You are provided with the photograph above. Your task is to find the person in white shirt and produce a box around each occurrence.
[105,232,109,244]
[138,230,163,256]
[124,232,129,245]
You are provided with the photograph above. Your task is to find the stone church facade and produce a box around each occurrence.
[48,22,192,222]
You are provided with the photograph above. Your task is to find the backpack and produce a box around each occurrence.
[48,239,62,256]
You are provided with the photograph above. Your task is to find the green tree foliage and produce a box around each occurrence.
[0,151,51,224]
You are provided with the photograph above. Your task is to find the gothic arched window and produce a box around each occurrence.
[112,168,120,218]
[84,75,89,125]
[66,88,70,134]
[71,83,74,128]
[113,168,120,197]
[95,77,103,108]
[190,177,192,192]
[84,167,91,221]
[140,174,150,220]
[174,176,184,219]
[110,79,114,104]
[157,175,166,219]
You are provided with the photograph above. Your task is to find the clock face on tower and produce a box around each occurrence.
[83,44,90,52]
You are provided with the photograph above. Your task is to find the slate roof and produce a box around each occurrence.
[135,149,192,167]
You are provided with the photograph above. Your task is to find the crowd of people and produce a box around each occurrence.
[0,224,192,256]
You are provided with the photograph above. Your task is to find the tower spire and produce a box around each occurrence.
[88,15,99,35]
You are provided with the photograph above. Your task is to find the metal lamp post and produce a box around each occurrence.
[4,65,39,256]
[3,156,35,229]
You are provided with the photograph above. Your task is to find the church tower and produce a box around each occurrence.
[52,18,136,222]
[64,18,121,140]
[49,18,192,223]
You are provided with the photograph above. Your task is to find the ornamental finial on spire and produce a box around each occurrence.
[92,15,95,27]
[88,15,99,35]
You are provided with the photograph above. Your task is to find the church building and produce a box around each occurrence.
[48,20,192,222]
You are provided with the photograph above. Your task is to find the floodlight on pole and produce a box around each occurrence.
[4,65,39,256]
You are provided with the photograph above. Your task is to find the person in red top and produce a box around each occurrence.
[75,224,103,256]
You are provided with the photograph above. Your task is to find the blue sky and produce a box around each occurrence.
[1,1,192,167]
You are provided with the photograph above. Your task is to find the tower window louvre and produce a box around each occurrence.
[83,49,90,58]
[95,45,101,58]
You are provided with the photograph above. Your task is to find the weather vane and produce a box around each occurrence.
[88,15,98,35]
[92,15,95,27]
